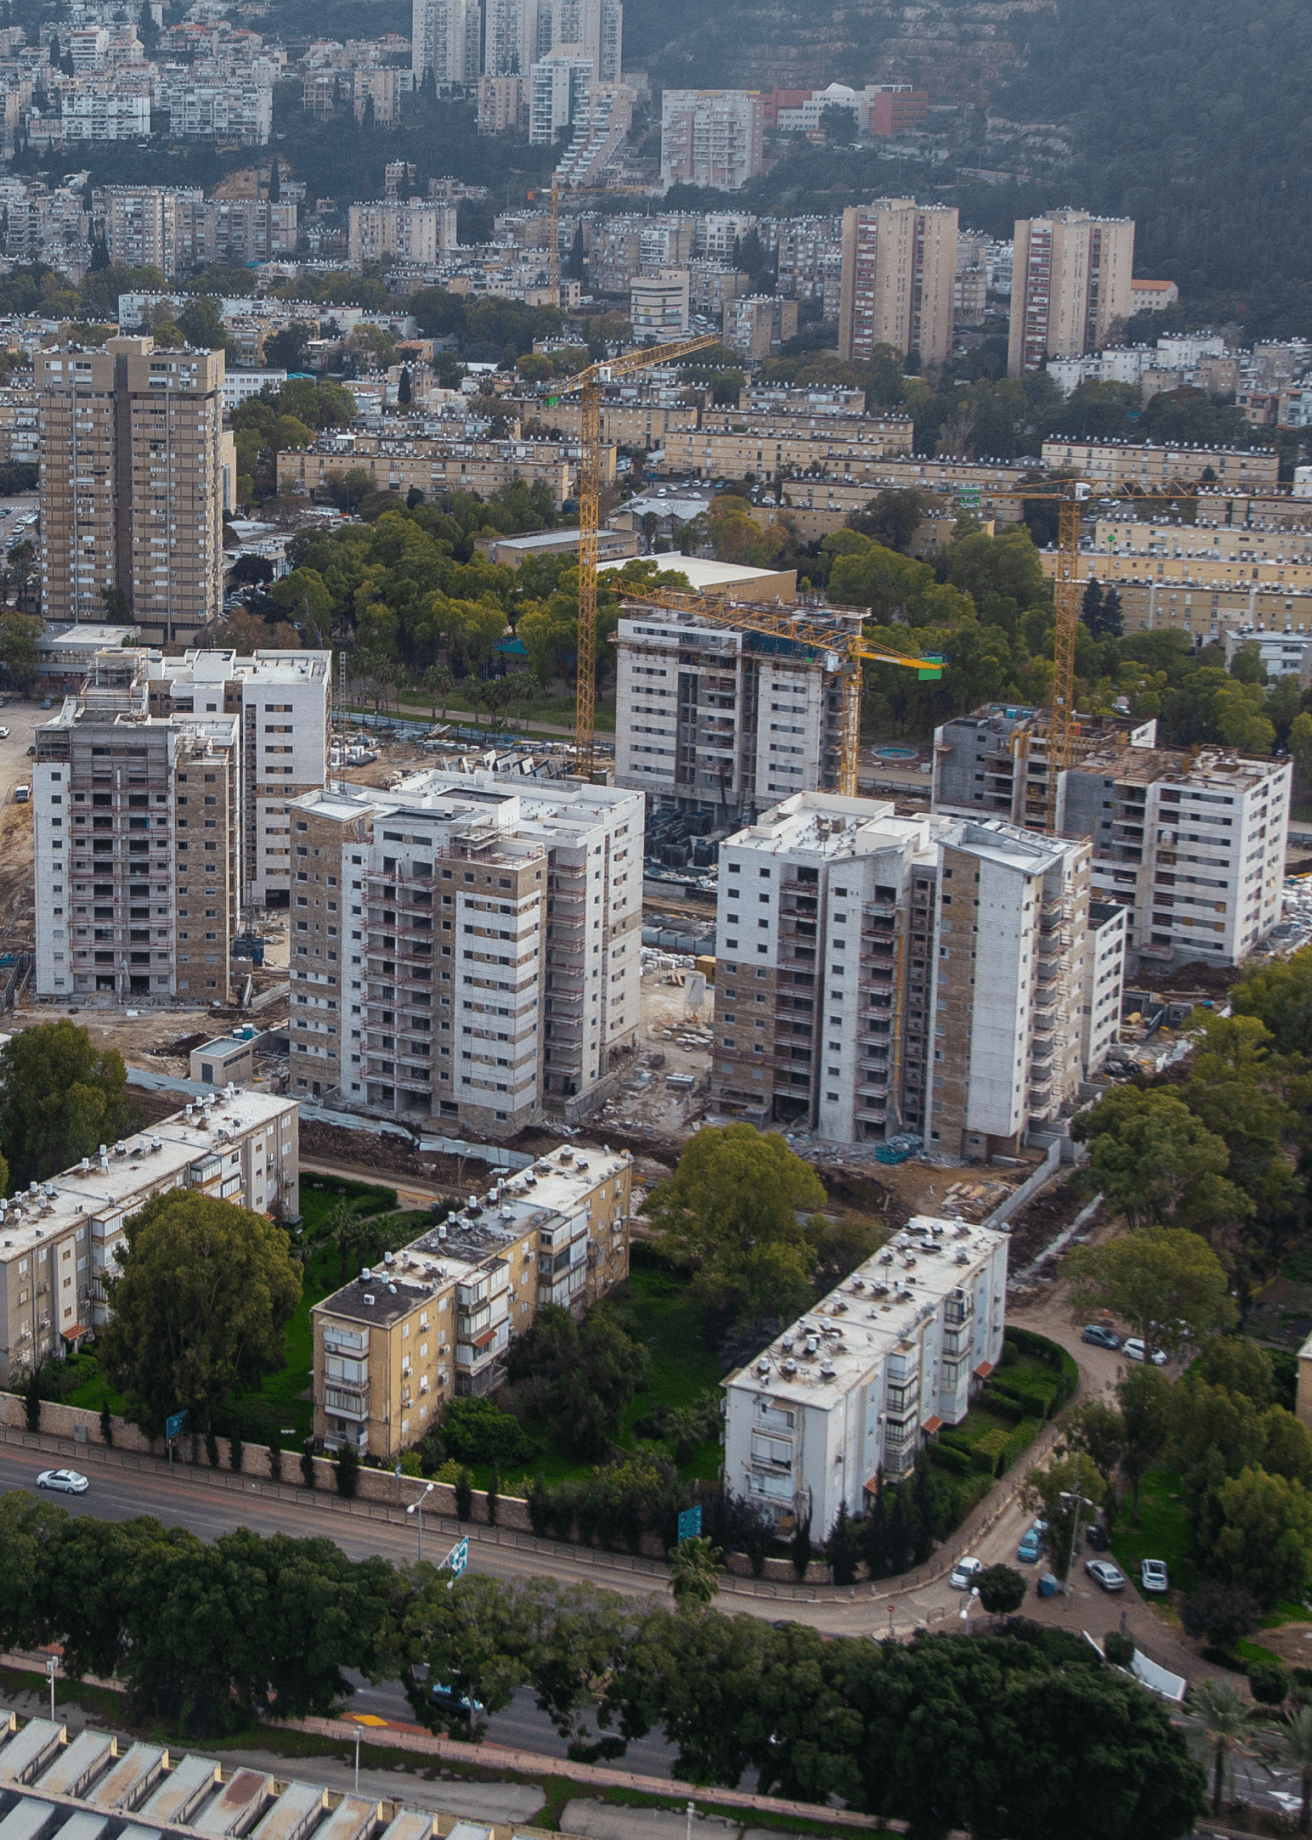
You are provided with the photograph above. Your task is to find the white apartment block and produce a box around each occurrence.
[412,0,480,85]
[33,648,333,1000]
[1084,900,1126,1074]
[60,91,151,139]
[713,793,1098,1160]
[348,200,450,269]
[528,52,592,144]
[932,707,1290,969]
[628,270,689,343]
[313,1142,632,1455]
[0,1089,299,1384]
[1058,746,1290,969]
[614,610,848,820]
[285,771,642,1136]
[660,90,764,192]
[724,1216,1008,1524]
[161,80,272,143]
[143,649,331,909]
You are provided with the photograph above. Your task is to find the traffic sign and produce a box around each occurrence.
[440,1537,469,1578]
[677,1506,702,1543]
[165,1411,187,1441]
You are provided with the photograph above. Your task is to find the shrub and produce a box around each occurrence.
[335,1441,359,1499]
[454,1466,474,1521]
[487,1467,499,1528]
[527,1475,552,1535]
[999,1418,1044,1476]
[929,1440,972,1476]
[228,1434,244,1473]
[976,1565,1028,1616]
[22,1368,40,1433]
[977,1385,1028,1423]
[1248,1660,1292,1705]
[300,1440,316,1488]
[1104,1630,1135,1667]
[1180,1580,1261,1649]
[828,1503,861,1586]
[790,1506,813,1580]
[972,1428,1011,1476]
[436,1396,540,1468]
[205,1431,219,1468]
[99,1399,113,1446]
[267,1443,282,1482]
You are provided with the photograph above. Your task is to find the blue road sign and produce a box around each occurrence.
[165,1411,187,1441]
[441,1537,470,1577]
[677,1506,702,1543]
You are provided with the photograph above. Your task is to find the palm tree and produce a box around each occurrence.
[424,663,454,722]
[1264,1703,1312,1832]
[669,1535,721,1607]
[1189,1679,1260,1815]
[512,669,540,732]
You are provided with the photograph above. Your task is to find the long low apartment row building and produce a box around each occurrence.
[710,792,1120,1160]
[1039,439,1281,490]
[0,1087,298,1383]
[932,703,1290,969]
[724,1214,1008,1524]
[33,647,329,1002]
[313,1140,632,1457]
[275,437,577,508]
[284,770,642,1137]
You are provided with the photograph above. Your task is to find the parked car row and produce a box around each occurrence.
[1079,1323,1169,1364]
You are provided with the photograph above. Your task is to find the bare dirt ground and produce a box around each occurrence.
[594,970,714,1138]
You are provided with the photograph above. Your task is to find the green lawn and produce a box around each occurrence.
[1109,1467,1198,1594]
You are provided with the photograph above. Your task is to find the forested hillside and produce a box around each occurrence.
[625,0,1312,292]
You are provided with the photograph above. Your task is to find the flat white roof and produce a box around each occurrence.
[726,1213,1006,1407]
[600,551,787,587]
[0,1088,295,1263]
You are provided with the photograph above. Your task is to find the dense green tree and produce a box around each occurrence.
[99,1190,301,1435]
[847,488,929,551]
[1024,1452,1106,1582]
[643,1123,825,1325]
[1204,1466,1312,1608]
[1070,1086,1246,1236]
[1232,946,1312,1057]
[974,1563,1027,1615]
[0,1019,132,1189]
[507,1301,648,1460]
[1068,1224,1235,1356]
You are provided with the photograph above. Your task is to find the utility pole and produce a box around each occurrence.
[406,1480,435,1560]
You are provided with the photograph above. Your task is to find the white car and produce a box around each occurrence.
[949,1555,983,1591]
[1141,1558,1170,1594]
[36,1468,88,1493]
[0,727,11,739]
[1123,1338,1167,1366]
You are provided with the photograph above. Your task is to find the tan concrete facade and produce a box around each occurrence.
[37,336,224,643]
[1009,211,1134,377]
[276,439,574,509]
[838,199,958,366]
[312,1144,633,1457]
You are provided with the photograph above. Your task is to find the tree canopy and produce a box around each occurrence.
[99,1191,302,1435]
[0,1020,134,1190]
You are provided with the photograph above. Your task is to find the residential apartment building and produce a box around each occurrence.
[726,294,800,360]
[652,415,914,482]
[613,608,849,819]
[143,648,332,909]
[1040,435,1279,488]
[932,703,1159,835]
[931,705,1290,968]
[312,1141,632,1456]
[660,91,764,193]
[837,199,958,366]
[33,663,240,1002]
[1008,210,1135,377]
[1058,745,1290,969]
[711,792,1099,1159]
[1084,900,1126,1074]
[284,770,642,1135]
[723,1215,1008,1523]
[629,270,689,343]
[60,90,151,139]
[0,1087,298,1384]
[37,336,224,643]
[411,0,480,84]
[160,79,272,143]
[275,437,574,509]
[348,200,452,268]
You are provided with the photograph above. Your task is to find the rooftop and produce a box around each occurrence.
[1071,745,1290,791]
[297,770,639,838]
[600,552,792,590]
[0,1088,295,1264]
[725,1214,1006,1407]
[726,792,1074,873]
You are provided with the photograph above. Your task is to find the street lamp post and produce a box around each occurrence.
[406,1480,436,1561]
[46,1653,56,1721]
[959,1585,980,1633]
[1060,1491,1095,1600]
[353,1722,361,1792]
